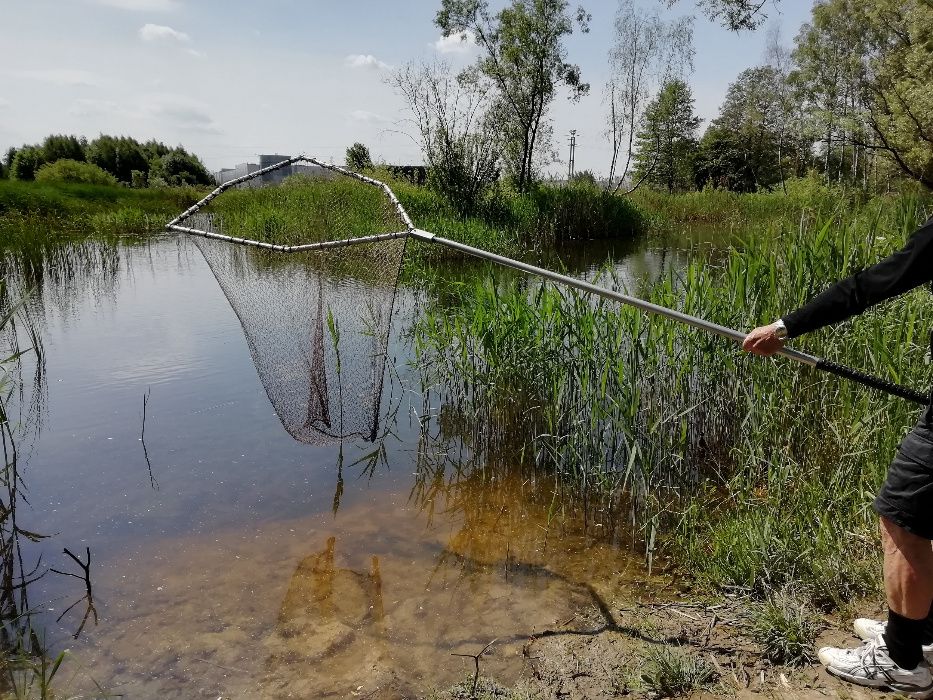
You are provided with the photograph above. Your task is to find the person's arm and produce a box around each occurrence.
[781,218,933,338]
[744,218,933,356]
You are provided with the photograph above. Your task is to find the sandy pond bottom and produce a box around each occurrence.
[57,478,654,699]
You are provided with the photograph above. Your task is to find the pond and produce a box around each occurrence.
[3,231,688,698]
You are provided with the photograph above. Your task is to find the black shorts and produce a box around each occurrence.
[874,405,933,540]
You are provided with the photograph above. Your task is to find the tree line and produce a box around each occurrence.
[635,0,932,194]
[0,134,213,187]
[390,0,931,214]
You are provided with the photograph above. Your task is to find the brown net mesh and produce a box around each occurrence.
[176,167,408,446]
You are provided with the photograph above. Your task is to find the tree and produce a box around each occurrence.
[791,0,933,190]
[436,0,590,192]
[695,66,784,192]
[605,0,693,192]
[392,61,501,216]
[665,0,779,31]
[854,0,933,189]
[345,143,373,171]
[148,150,213,187]
[792,3,866,185]
[632,78,701,193]
[9,147,44,181]
[141,139,171,161]
[86,135,149,184]
[41,134,87,164]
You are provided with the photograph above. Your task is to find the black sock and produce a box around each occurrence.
[923,600,933,646]
[884,610,926,670]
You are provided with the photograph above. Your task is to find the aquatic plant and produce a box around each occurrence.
[412,192,933,608]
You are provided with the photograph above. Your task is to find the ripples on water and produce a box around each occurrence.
[1,234,678,698]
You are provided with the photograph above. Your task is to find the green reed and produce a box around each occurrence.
[208,172,645,274]
[413,192,933,607]
[0,180,203,239]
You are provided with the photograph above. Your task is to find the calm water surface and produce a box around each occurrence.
[7,234,680,698]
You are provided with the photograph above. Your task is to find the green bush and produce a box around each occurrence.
[35,160,118,186]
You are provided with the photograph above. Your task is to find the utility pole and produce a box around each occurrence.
[567,130,577,181]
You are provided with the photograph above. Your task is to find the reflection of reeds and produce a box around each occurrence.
[413,196,933,609]
[0,285,55,695]
[0,281,101,698]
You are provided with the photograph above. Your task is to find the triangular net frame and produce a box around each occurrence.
[167,157,415,446]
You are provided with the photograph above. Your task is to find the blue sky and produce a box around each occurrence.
[0,0,814,176]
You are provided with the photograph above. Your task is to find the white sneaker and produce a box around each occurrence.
[854,618,933,659]
[818,634,933,698]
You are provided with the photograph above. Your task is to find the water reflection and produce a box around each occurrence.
[0,232,681,697]
[0,287,96,693]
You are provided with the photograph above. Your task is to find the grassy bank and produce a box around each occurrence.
[0,180,204,240]
[204,172,645,263]
[630,176,859,227]
[413,190,933,617]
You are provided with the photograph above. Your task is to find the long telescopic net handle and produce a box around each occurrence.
[166,158,928,407]
[408,230,930,407]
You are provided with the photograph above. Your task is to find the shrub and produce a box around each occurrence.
[35,160,118,186]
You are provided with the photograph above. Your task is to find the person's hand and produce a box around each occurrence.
[743,324,786,357]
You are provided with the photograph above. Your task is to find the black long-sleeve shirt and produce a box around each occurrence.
[782,217,933,339]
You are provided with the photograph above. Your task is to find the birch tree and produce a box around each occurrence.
[435,0,591,192]
[605,0,693,192]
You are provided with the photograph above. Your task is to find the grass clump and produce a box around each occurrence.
[750,586,820,666]
[429,677,538,700]
[637,646,717,697]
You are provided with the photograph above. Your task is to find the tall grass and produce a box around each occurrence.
[413,193,933,608]
[204,173,647,287]
[0,180,203,238]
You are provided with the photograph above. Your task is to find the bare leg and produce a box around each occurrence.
[881,516,933,619]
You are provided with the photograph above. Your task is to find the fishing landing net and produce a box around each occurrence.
[168,157,927,448]
[168,157,412,446]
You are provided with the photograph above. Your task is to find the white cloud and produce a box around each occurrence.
[14,69,102,87]
[139,24,190,42]
[93,0,179,10]
[185,48,205,58]
[142,94,221,134]
[350,109,391,124]
[345,54,391,71]
[432,31,477,54]
[69,98,123,117]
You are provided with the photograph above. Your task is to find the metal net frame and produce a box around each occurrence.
[167,156,416,250]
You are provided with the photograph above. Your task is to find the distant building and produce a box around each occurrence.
[213,155,335,188]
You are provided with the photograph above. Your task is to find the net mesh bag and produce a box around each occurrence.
[177,164,408,446]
